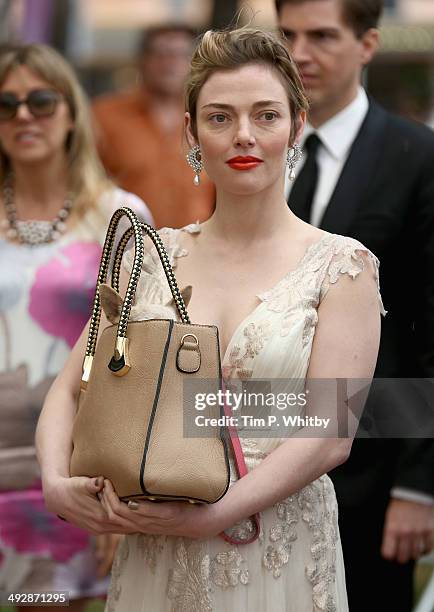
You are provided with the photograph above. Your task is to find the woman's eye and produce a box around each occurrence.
[260,112,278,121]
[210,114,227,123]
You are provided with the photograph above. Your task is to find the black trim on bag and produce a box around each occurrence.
[139,319,174,496]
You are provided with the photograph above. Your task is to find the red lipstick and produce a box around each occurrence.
[226,155,263,171]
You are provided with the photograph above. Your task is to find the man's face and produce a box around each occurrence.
[141,31,194,98]
[278,0,376,115]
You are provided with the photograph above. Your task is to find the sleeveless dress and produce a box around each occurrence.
[106,223,387,612]
[0,188,152,597]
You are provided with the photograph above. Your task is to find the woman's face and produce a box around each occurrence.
[186,62,305,196]
[0,65,73,167]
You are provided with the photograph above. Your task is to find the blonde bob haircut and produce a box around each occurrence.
[0,44,110,220]
[185,26,309,143]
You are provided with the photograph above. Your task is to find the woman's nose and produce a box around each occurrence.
[233,120,256,147]
[15,101,33,121]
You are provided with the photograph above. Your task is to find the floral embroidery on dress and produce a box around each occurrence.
[222,321,272,380]
[243,321,272,358]
[210,549,249,589]
[223,344,252,380]
[319,237,387,316]
[167,538,213,612]
[106,536,129,612]
[263,498,299,578]
[136,533,165,573]
[299,477,339,612]
[222,517,258,544]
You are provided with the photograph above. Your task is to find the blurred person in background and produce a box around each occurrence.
[0,43,152,611]
[93,25,215,229]
[276,0,434,610]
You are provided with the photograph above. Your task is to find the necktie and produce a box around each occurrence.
[288,133,321,223]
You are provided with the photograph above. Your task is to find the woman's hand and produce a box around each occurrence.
[100,479,224,539]
[43,475,134,535]
[95,533,124,577]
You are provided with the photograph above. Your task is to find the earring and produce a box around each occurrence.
[286,143,302,181]
[186,144,203,186]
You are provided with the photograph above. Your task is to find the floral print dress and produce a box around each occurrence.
[105,224,386,612]
[0,188,152,597]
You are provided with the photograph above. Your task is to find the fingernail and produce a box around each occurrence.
[128,501,139,510]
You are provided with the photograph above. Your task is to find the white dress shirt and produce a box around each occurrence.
[286,87,369,227]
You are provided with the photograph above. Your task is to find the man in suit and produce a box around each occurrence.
[276,1,434,610]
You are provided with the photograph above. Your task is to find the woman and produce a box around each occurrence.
[0,44,153,611]
[36,27,385,611]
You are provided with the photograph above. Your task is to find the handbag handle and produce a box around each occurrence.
[81,207,190,387]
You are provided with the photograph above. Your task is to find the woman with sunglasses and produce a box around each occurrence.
[0,44,153,611]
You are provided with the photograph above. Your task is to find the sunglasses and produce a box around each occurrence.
[0,89,63,121]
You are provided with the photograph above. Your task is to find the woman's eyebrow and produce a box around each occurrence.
[201,100,285,110]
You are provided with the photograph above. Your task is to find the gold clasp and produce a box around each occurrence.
[180,333,199,347]
[108,337,130,376]
[80,355,93,390]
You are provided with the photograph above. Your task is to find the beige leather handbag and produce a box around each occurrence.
[70,207,230,505]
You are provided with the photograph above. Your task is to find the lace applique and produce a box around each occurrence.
[263,477,338,609]
[210,550,249,589]
[320,237,387,316]
[244,321,272,357]
[223,345,252,380]
[222,321,272,379]
[158,223,201,270]
[106,536,129,611]
[241,437,268,462]
[263,498,299,578]
[167,538,213,612]
[222,516,258,544]
[299,476,339,612]
[136,533,165,573]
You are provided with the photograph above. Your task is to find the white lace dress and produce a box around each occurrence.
[105,223,386,612]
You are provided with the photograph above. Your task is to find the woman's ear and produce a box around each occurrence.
[290,110,307,147]
[184,112,197,149]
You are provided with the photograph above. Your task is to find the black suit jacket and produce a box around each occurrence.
[320,101,434,507]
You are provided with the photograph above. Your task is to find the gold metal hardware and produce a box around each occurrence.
[180,333,199,347]
[80,355,93,390]
[111,337,130,376]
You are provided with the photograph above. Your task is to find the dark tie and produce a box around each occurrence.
[288,133,321,223]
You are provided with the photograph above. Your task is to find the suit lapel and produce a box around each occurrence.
[319,101,388,233]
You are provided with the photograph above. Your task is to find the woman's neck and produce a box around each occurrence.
[201,179,299,250]
[8,156,70,218]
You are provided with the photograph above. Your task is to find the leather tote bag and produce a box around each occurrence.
[70,207,231,505]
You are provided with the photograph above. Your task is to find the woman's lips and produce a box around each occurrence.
[226,156,263,171]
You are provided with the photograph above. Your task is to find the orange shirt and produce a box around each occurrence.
[92,89,215,229]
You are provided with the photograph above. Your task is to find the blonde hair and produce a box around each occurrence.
[0,44,110,219]
[185,26,309,142]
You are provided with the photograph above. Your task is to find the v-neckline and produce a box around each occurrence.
[172,225,334,365]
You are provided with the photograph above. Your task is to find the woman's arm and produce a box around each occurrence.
[99,252,382,538]
[36,323,87,485]
[36,314,136,534]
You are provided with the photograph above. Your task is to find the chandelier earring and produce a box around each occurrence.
[286,143,302,181]
[186,144,203,186]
